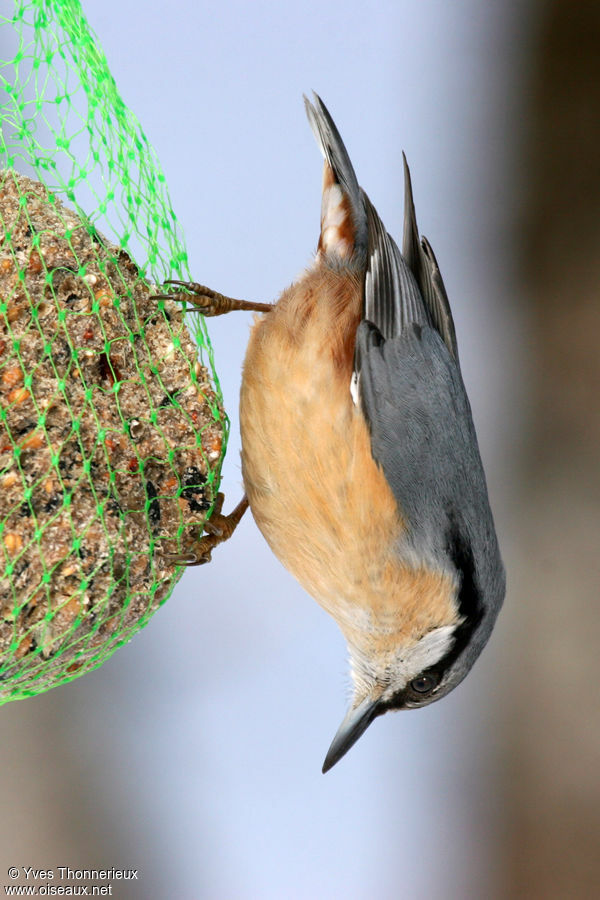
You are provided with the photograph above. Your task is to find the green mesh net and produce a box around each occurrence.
[0,0,226,702]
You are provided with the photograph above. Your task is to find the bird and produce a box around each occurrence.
[158,93,505,772]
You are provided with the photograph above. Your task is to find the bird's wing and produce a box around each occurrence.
[356,155,473,538]
[356,173,504,685]
[355,320,483,548]
[362,192,429,339]
[401,156,458,360]
[355,319,504,686]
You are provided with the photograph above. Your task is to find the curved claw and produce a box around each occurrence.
[159,548,213,567]
[155,494,249,568]
[162,551,203,566]
[204,519,224,537]
[161,279,208,296]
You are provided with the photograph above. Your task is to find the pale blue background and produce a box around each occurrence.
[0,2,532,897]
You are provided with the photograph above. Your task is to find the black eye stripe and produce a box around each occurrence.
[424,516,485,678]
[445,516,483,628]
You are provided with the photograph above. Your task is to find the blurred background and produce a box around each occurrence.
[1,0,599,897]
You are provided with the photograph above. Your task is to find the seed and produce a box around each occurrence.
[1,366,23,388]
[20,430,44,449]
[7,387,29,404]
[28,251,42,274]
[2,471,19,488]
[4,532,23,554]
[15,635,34,660]
[94,288,113,307]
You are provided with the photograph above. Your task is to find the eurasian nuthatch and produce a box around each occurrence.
[161,94,505,772]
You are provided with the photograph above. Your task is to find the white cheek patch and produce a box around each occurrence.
[380,625,456,701]
[349,624,457,704]
[403,625,456,676]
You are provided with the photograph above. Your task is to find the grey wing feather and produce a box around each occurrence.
[357,324,477,536]
[363,193,429,339]
[304,93,367,257]
[355,321,503,603]
[401,154,458,360]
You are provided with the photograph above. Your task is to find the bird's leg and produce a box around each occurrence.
[158,493,249,566]
[158,492,250,567]
[153,281,273,317]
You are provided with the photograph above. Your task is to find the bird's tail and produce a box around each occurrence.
[304,93,368,266]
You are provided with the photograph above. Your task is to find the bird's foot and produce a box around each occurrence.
[153,281,272,316]
[158,493,249,566]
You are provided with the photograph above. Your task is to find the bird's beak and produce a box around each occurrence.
[322,696,383,773]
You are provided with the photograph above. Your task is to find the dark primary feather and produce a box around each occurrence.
[401,155,458,360]
[363,193,429,340]
[361,154,458,358]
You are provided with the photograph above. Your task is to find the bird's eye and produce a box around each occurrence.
[409,674,437,695]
